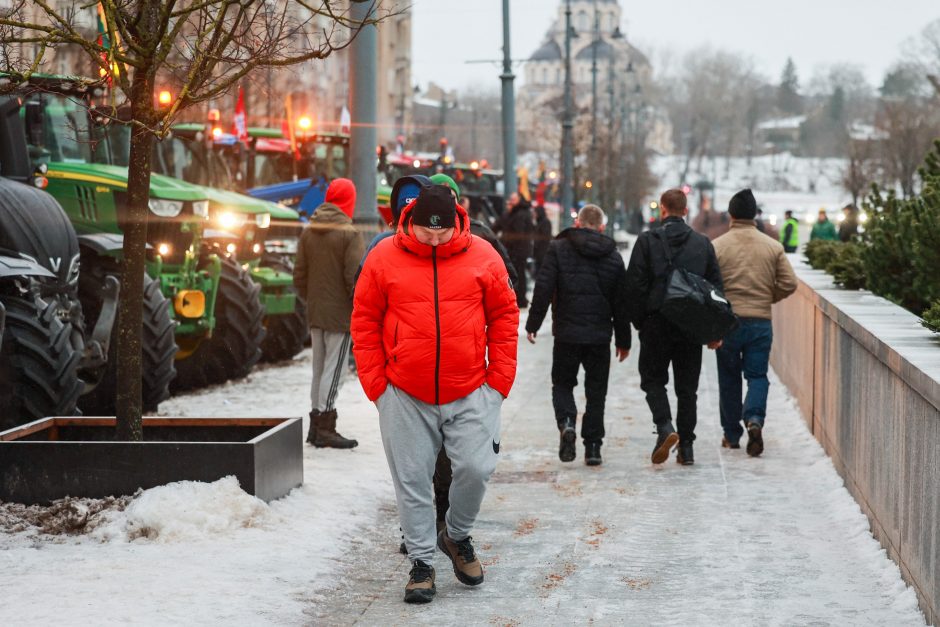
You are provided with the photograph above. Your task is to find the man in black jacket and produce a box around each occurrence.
[493,192,534,308]
[625,189,723,466]
[526,205,631,466]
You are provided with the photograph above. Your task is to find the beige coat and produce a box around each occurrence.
[712,221,798,320]
[293,203,366,332]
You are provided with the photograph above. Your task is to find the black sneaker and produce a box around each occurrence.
[558,417,576,463]
[584,442,602,466]
[651,429,679,464]
[676,441,694,465]
[403,560,436,604]
[746,422,764,457]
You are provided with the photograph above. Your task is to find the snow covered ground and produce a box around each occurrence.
[0,311,929,626]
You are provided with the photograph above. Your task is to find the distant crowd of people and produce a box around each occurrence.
[291,176,799,605]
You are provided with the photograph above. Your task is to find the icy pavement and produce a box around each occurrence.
[0,322,928,626]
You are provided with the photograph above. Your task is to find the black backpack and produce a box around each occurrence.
[655,231,738,344]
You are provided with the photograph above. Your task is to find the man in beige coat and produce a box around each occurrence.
[293,178,365,448]
[712,189,798,457]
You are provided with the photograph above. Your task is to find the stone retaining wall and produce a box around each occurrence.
[770,258,940,625]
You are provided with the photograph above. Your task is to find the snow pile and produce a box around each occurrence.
[0,477,273,544]
[0,494,132,538]
[92,476,274,543]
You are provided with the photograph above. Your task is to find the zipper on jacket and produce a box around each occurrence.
[432,247,441,405]
[393,323,398,362]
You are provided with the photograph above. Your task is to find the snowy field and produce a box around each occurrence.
[652,153,852,224]
[0,310,929,626]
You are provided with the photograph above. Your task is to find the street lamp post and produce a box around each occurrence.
[589,1,599,203]
[349,1,378,227]
[501,0,518,200]
[560,0,575,227]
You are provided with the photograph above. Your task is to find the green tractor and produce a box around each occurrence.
[128,121,309,364]
[14,77,267,400]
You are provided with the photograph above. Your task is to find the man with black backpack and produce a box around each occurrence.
[625,189,723,466]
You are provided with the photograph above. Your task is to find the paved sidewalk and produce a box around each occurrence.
[308,326,925,625]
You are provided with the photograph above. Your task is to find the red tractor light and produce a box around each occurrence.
[157,90,173,105]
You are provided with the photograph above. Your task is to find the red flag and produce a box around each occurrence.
[233,86,248,142]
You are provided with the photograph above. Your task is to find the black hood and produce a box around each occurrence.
[558,227,616,258]
[0,176,80,287]
[659,216,693,246]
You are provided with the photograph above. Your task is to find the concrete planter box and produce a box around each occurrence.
[771,257,940,625]
[0,417,303,504]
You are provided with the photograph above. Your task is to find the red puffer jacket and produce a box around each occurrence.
[352,200,519,405]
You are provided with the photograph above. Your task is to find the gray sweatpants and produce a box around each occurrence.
[309,328,351,413]
[378,383,503,563]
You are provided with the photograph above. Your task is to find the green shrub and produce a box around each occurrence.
[923,300,940,333]
[861,140,940,314]
[826,242,867,290]
[804,239,841,270]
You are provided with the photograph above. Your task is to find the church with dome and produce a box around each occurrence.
[518,0,672,158]
[524,0,651,95]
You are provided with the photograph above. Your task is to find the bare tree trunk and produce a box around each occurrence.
[115,66,156,442]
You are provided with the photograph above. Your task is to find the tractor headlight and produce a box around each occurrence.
[255,213,271,229]
[217,211,247,230]
[148,198,183,217]
[192,200,210,219]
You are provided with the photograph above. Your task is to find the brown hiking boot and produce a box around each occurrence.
[311,409,358,449]
[404,560,436,604]
[437,530,484,586]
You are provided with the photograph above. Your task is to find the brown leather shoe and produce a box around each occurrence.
[312,409,358,449]
[404,560,435,604]
[305,410,320,444]
[437,530,484,586]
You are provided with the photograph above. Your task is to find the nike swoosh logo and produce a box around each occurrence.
[710,290,729,305]
[492,440,500,454]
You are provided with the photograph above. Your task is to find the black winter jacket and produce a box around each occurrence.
[470,218,518,285]
[526,227,631,348]
[624,216,723,329]
[533,210,552,270]
[493,202,534,260]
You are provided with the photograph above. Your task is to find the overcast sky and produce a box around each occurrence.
[411,0,939,92]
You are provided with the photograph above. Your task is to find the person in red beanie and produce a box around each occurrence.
[353,184,518,604]
[293,177,364,448]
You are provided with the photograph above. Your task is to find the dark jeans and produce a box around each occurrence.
[551,341,611,445]
[783,245,797,253]
[716,318,773,443]
[638,315,703,442]
[511,255,528,307]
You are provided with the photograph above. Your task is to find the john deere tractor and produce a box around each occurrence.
[12,76,267,397]
[126,121,308,363]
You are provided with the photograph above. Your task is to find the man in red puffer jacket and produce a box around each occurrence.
[353,184,518,604]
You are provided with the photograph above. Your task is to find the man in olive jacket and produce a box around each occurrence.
[713,189,798,457]
[293,177,365,448]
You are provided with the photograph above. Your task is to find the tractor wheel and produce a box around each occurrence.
[77,257,177,415]
[0,295,82,432]
[259,258,309,362]
[173,255,265,389]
